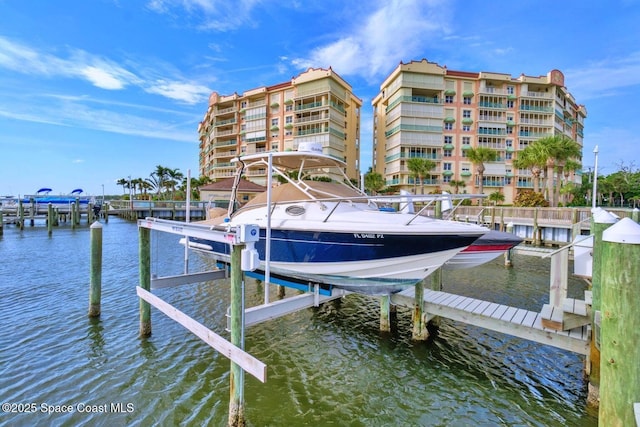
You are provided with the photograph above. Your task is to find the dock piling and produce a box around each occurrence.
[504,222,514,267]
[588,209,618,407]
[89,222,103,317]
[228,244,246,427]
[47,203,53,235]
[412,280,428,340]
[139,226,152,336]
[599,218,640,425]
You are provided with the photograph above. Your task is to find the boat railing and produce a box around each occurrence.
[231,193,486,225]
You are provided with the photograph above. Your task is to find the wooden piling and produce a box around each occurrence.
[139,225,152,336]
[632,208,639,223]
[588,208,618,408]
[533,208,540,246]
[47,203,53,235]
[18,199,24,230]
[412,280,428,340]
[599,218,640,426]
[379,295,391,332]
[504,222,514,267]
[0,209,3,236]
[89,222,103,317]
[29,198,35,226]
[228,244,246,427]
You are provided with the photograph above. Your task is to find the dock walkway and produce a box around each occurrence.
[391,287,589,355]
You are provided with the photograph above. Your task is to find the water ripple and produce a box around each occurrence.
[0,219,596,426]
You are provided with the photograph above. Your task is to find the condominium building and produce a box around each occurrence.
[198,67,362,186]
[371,59,587,203]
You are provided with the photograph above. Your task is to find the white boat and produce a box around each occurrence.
[187,146,489,295]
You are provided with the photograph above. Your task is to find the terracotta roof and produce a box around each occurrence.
[199,177,266,192]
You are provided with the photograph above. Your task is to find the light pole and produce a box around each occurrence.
[592,145,599,209]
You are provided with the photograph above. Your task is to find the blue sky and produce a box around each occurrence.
[1,0,639,197]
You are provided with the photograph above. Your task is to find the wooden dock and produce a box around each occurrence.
[391,287,589,355]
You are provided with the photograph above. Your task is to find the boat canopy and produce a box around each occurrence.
[70,188,83,195]
[36,188,52,194]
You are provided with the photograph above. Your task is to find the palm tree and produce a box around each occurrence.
[513,142,548,193]
[536,136,581,207]
[448,179,466,194]
[465,147,497,204]
[149,165,169,198]
[561,159,582,205]
[488,190,505,206]
[407,157,436,195]
[116,178,129,194]
[165,168,184,200]
[364,168,385,195]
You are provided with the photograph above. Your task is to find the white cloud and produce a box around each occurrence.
[291,0,451,80]
[80,66,128,90]
[0,93,199,143]
[0,36,138,90]
[147,0,262,31]
[146,80,212,104]
[565,52,640,100]
[0,36,211,103]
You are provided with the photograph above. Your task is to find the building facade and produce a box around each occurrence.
[198,67,362,187]
[371,59,587,203]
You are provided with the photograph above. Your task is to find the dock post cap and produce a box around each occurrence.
[603,217,640,244]
[90,221,103,228]
[591,207,618,224]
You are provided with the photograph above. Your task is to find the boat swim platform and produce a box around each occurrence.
[390,287,589,355]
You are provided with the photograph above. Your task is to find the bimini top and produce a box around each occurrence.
[36,188,53,194]
[232,150,346,171]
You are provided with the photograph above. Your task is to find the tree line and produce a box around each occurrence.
[116,165,211,201]
[363,135,638,208]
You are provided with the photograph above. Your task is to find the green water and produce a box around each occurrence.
[0,218,597,426]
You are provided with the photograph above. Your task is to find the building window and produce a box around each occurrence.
[285,104,293,112]
[285,130,293,136]
[507,100,514,109]
[443,175,452,183]
[463,97,472,105]
[462,137,471,145]
[444,135,452,144]
[443,162,452,171]
[507,86,514,95]
[463,125,471,132]
[444,122,453,130]
[445,95,454,104]
[505,152,513,160]
[271,118,279,126]
[463,110,471,118]
[443,149,452,157]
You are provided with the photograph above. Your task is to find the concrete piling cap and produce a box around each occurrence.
[603,217,640,244]
[592,207,618,224]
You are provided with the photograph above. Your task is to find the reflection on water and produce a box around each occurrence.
[0,218,596,426]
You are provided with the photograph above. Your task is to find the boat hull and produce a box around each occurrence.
[189,228,481,294]
[443,229,522,270]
